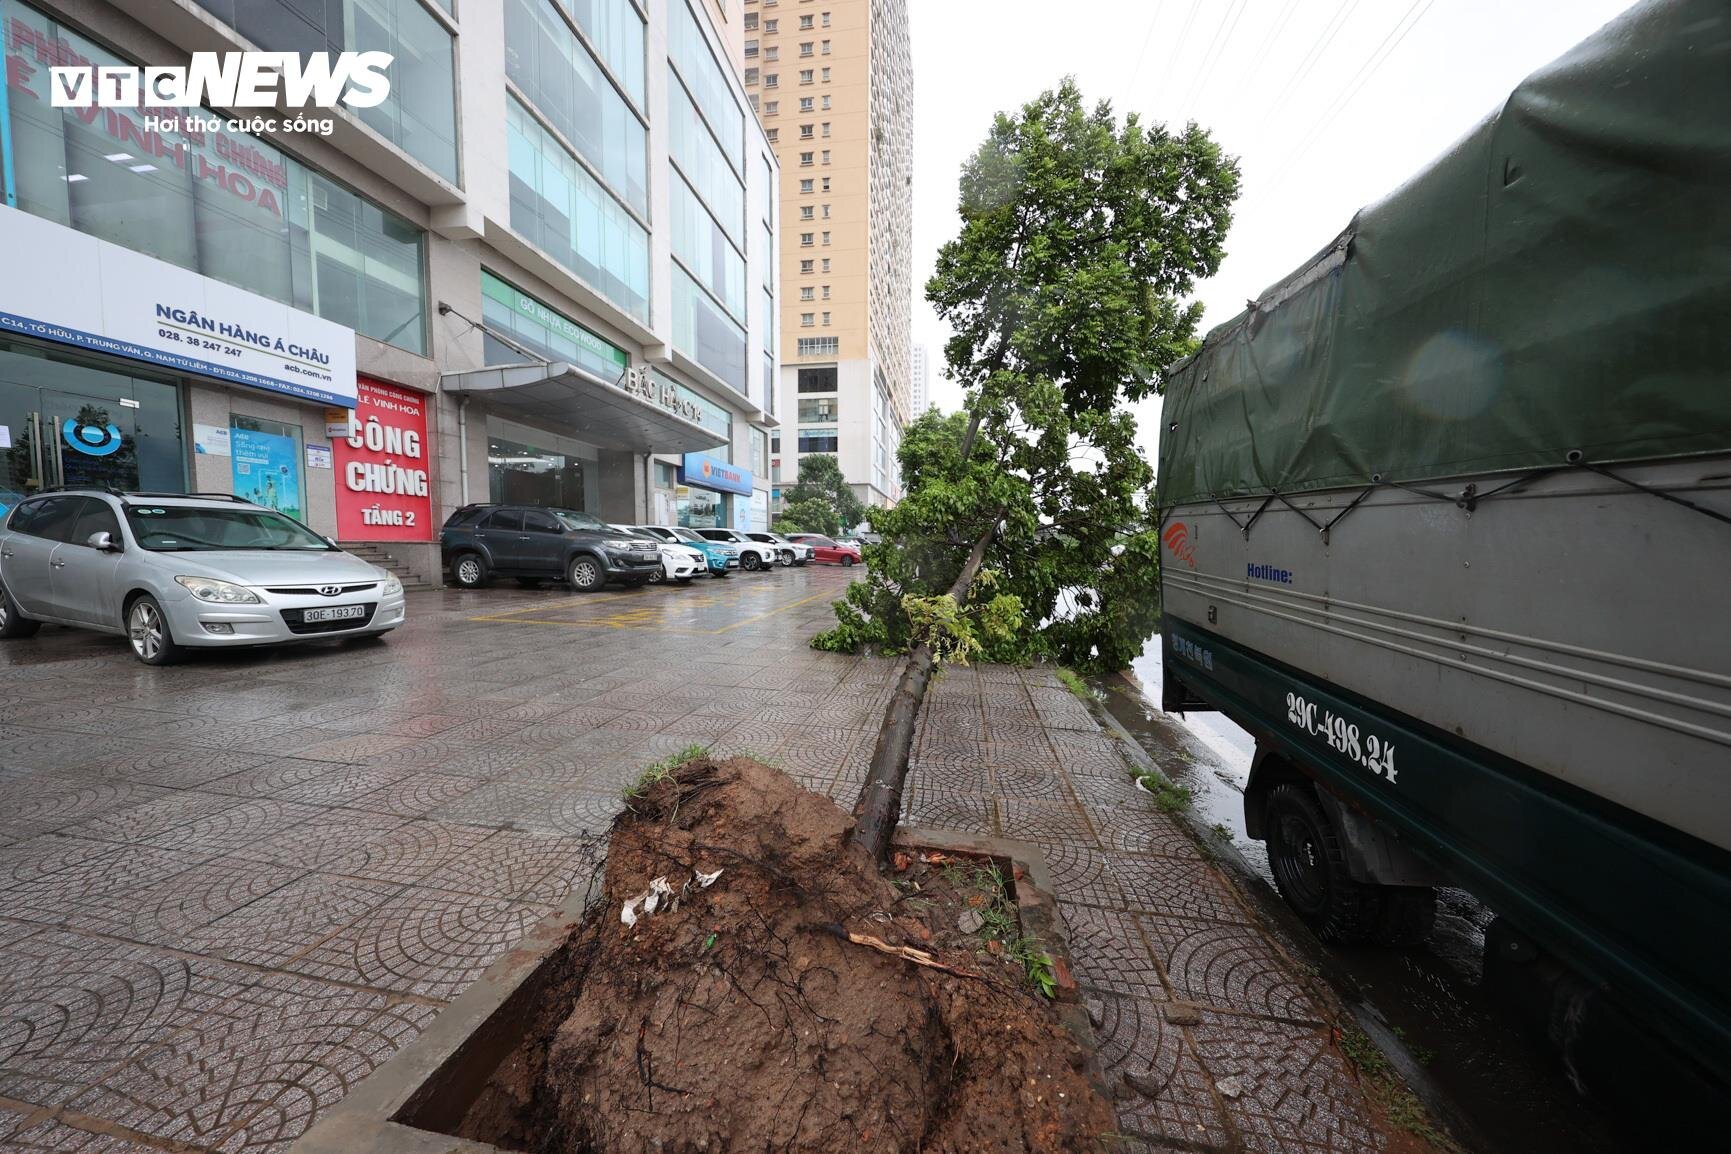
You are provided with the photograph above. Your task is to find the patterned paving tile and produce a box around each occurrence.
[901,786,995,836]
[64,973,439,1152]
[1087,989,1232,1148]
[127,856,307,946]
[3,845,198,935]
[1,1116,164,1151]
[286,887,553,998]
[185,874,401,970]
[1105,855,1253,924]
[0,930,256,1107]
[0,779,169,841]
[328,770,483,819]
[0,834,126,891]
[57,791,244,848]
[1065,906,1168,1001]
[995,798,1101,846]
[1138,916,1322,1024]
[235,810,407,871]
[1091,806,1205,857]
[141,799,330,858]
[1189,1012,1381,1153]
[325,819,491,887]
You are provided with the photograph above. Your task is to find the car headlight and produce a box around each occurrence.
[174,575,261,604]
[381,576,403,596]
[603,538,640,550]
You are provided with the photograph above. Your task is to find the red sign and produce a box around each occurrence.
[334,378,432,540]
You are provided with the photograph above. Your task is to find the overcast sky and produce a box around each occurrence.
[907,0,1637,460]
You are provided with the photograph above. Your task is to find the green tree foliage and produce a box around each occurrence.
[781,454,864,535]
[815,80,1238,675]
[773,496,840,537]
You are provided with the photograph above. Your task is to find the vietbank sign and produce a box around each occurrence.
[0,204,357,407]
[681,451,752,496]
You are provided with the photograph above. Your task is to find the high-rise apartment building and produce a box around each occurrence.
[0,0,779,582]
[741,0,912,510]
[911,344,931,416]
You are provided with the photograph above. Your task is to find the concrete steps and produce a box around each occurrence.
[339,542,439,591]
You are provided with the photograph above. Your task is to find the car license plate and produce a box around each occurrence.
[303,605,367,623]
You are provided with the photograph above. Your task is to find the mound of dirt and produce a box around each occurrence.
[454,756,1114,1153]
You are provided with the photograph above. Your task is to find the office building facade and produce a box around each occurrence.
[0,0,779,580]
[739,0,910,511]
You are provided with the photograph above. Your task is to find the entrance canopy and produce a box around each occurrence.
[442,362,728,455]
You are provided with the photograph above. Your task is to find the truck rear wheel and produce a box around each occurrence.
[1264,784,1385,943]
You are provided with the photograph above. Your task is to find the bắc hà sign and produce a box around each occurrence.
[0,204,357,407]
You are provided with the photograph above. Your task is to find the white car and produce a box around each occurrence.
[694,528,780,571]
[610,525,700,585]
[746,531,810,566]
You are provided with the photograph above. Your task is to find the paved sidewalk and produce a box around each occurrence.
[0,569,1391,1152]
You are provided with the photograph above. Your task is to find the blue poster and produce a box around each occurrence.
[230,426,302,521]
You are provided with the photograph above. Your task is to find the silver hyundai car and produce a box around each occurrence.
[0,490,406,664]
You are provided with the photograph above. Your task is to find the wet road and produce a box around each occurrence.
[1111,646,1635,1154]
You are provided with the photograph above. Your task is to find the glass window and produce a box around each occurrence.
[485,508,524,531]
[481,270,630,383]
[798,426,838,453]
[668,0,744,173]
[798,396,837,422]
[506,0,648,216]
[488,436,586,509]
[672,266,746,393]
[796,336,838,357]
[123,504,334,550]
[191,0,457,183]
[22,496,81,542]
[507,97,650,322]
[551,0,646,105]
[3,2,428,354]
[523,509,564,533]
[669,73,745,244]
[797,366,837,392]
[670,174,746,322]
[71,498,122,546]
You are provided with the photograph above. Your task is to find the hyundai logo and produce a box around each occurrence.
[317,585,342,597]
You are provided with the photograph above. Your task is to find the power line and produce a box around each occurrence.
[1123,0,1168,98]
[1272,0,1435,179]
[1180,0,1251,122]
[1241,0,1304,89]
[1149,0,1202,121]
[1264,0,1363,115]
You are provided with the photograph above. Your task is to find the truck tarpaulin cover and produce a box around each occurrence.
[1158,0,1731,507]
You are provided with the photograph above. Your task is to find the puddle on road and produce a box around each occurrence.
[1101,650,1631,1154]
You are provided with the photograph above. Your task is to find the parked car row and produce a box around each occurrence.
[438,505,859,592]
[0,492,866,667]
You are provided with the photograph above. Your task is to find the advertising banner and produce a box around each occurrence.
[0,205,357,408]
[231,426,303,521]
[680,451,752,496]
[334,378,432,540]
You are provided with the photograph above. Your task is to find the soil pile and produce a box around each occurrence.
[455,756,1115,1153]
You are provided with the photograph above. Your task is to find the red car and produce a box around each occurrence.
[786,533,862,566]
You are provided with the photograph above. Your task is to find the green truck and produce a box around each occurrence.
[1157,0,1730,1101]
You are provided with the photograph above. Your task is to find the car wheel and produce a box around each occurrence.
[1263,784,1384,943]
[126,595,184,666]
[645,567,666,585]
[840,555,855,567]
[0,586,41,639]
[452,553,488,588]
[567,554,604,592]
[741,552,762,571]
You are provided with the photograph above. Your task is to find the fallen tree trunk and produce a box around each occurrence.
[849,521,993,862]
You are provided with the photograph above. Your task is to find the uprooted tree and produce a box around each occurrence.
[821,80,1241,862]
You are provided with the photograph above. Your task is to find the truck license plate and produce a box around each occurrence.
[303,605,366,623]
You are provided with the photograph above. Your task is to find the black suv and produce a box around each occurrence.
[441,505,662,591]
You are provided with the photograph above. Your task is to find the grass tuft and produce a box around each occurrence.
[623,744,708,800]
[1136,772,1193,814]
[1054,667,1095,702]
